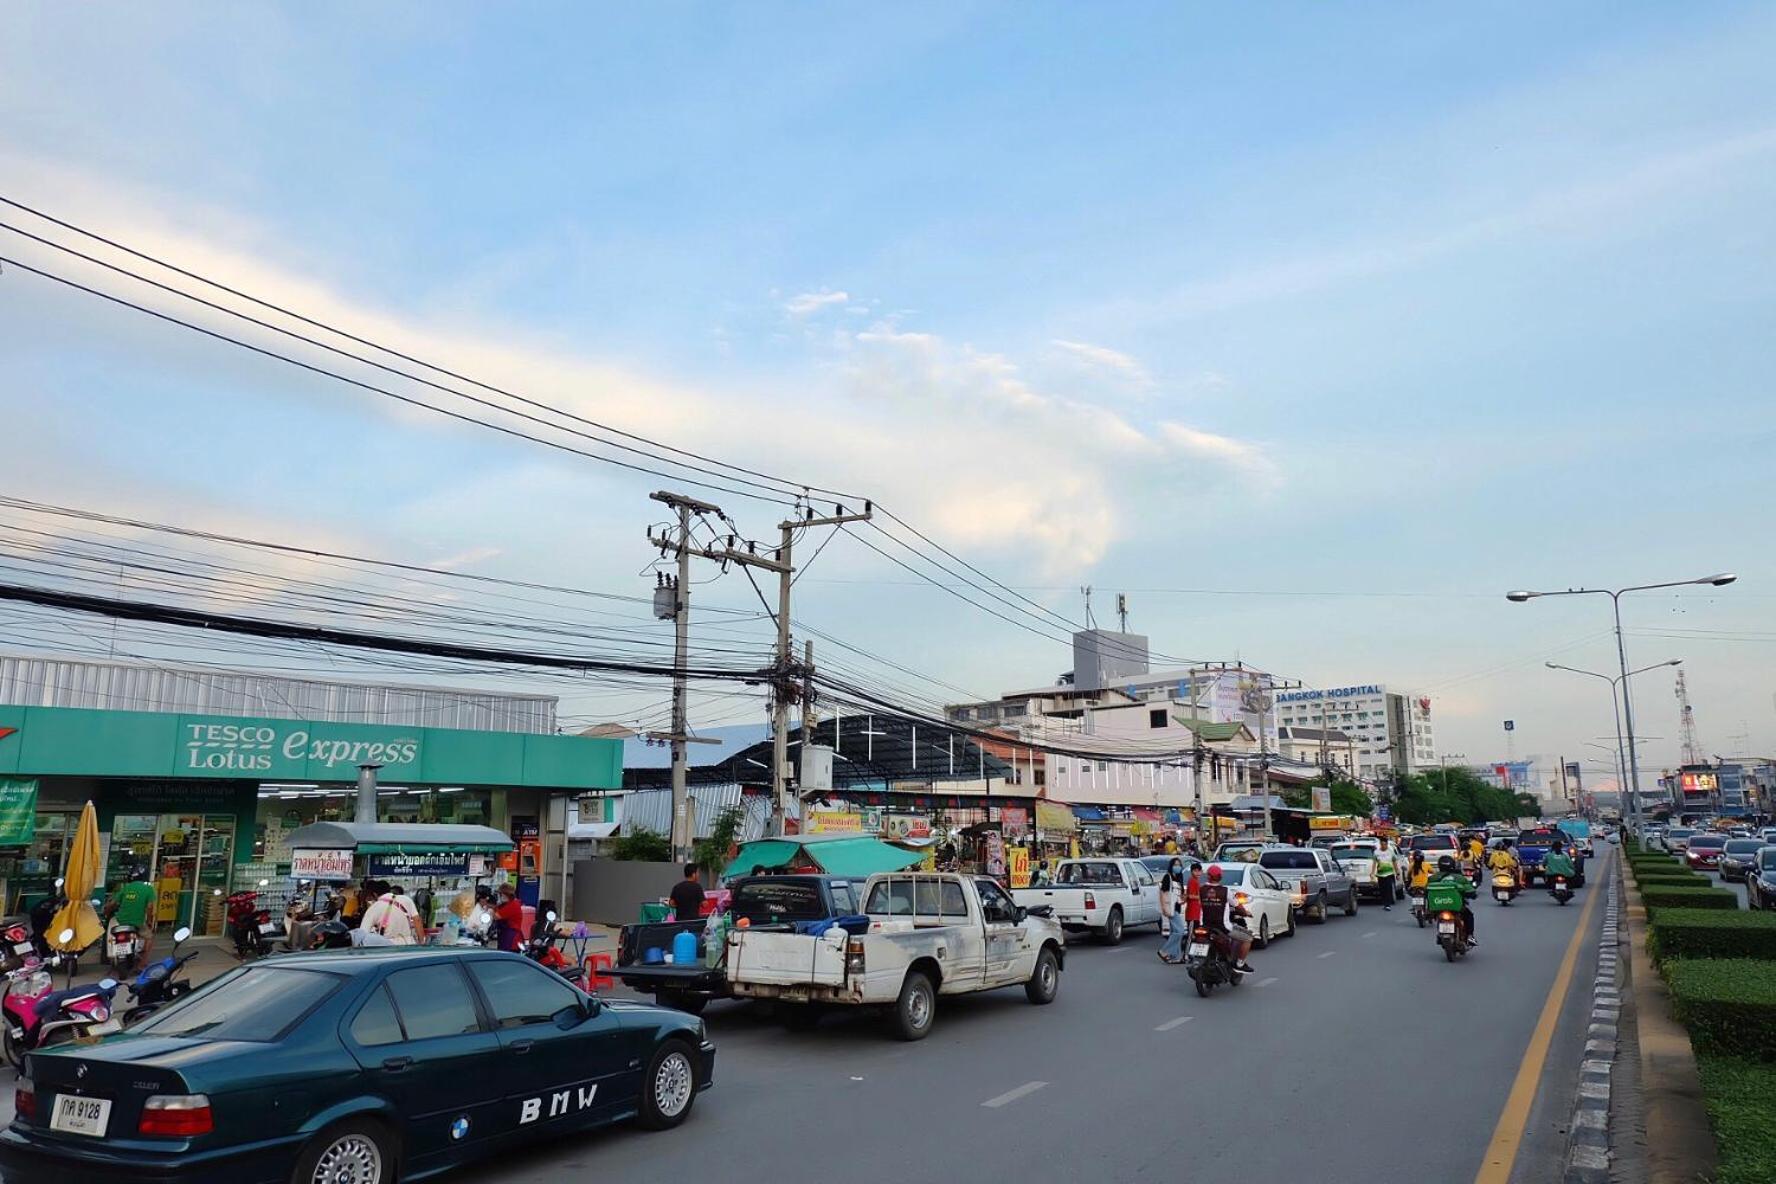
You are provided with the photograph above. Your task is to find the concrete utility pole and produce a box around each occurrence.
[700,504,873,835]
[647,490,723,864]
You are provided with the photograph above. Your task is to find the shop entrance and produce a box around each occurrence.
[106,813,236,936]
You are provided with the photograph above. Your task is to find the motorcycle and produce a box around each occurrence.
[105,920,143,977]
[1491,869,1519,906]
[1550,875,1574,906]
[121,926,198,1025]
[1427,882,1471,963]
[524,910,587,987]
[225,880,284,959]
[1,929,121,1067]
[1,922,36,972]
[1183,915,1245,997]
[1409,891,1427,928]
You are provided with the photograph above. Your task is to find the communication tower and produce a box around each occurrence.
[1675,668,1704,766]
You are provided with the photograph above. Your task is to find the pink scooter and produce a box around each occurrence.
[1,926,121,1068]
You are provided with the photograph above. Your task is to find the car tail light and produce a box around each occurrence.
[1083,892,1096,911]
[139,1094,213,1137]
[1233,892,1250,907]
[14,1078,33,1121]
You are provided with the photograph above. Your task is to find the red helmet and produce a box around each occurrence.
[1206,864,1223,883]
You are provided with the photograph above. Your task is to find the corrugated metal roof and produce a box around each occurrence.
[618,785,773,840]
[0,653,557,734]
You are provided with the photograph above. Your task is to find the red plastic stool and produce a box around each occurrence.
[585,951,616,991]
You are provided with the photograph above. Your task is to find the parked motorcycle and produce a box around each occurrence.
[105,921,143,978]
[524,910,587,987]
[1491,869,1519,906]
[225,880,285,959]
[121,926,198,1025]
[1,922,36,972]
[1550,874,1575,907]
[1183,916,1245,997]
[1,929,121,1067]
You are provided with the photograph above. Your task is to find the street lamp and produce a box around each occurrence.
[1547,659,1680,826]
[1508,573,1735,828]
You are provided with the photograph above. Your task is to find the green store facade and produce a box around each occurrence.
[0,704,622,934]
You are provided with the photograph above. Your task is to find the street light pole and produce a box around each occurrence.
[1546,659,1680,829]
[1508,573,1735,832]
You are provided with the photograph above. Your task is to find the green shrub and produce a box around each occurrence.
[1695,1052,1776,1184]
[1642,887,1739,912]
[1637,873,1710,888]
[1631,855,1680,870]
[1667,959,1776,1059]
[1648,910,1776,962]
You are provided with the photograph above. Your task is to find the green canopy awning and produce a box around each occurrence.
[723,834,927,880]
[284,821,514,856]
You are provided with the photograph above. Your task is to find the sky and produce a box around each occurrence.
[2,3,1774,789]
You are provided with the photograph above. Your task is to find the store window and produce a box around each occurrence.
[0,811,81,913]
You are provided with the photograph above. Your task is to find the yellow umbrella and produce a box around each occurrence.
[49,800,104,952]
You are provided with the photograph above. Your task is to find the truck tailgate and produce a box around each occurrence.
[727,930,846,987]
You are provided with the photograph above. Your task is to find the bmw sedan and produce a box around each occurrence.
[2,947,715,1183]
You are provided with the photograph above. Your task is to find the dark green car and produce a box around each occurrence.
[2,947,715,1183]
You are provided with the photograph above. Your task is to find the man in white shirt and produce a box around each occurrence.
[360,883,422,945]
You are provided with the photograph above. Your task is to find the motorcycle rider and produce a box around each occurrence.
[1487,838,1522,887]
[103,867,159,966]
[1199,865,1256,974]
[1465,833,1486,877]
[1543,843,1577,890]
[1433,855,1478,946]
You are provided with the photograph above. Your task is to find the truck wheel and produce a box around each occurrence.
[1102,907,1124,945]
[1311,893,1328,923]
[1255,915,1272,949]
[892,972,936,1041]
[656,991,707,1016]
[1344,889,1358,917]
[1024,947,1060,1005]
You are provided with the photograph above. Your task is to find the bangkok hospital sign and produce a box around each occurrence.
[1275,685,1383,704]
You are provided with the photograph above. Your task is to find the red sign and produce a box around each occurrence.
[0,727,15,743]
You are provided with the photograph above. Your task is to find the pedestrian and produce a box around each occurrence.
[360,883,423,945]
[1158,857,1187,963]
[669,863,706,921]
[492,881,525,952]
[1374,836,1398,911]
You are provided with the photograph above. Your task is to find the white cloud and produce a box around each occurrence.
[784,289,851,316]
[1158,421,1278,484]
[1050,338,1150,387]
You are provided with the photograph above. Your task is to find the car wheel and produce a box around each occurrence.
[1102,907,1124,945]
[1344,889,1358,917]
[1283,907,1296,938]
[1025,946,1060,1005]
[655,990,707,1016]
[636,1038,699,1129]
[291,1117,395,1184]
[892,971,936,1041]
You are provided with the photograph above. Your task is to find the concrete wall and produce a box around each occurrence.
[570,858,682,925]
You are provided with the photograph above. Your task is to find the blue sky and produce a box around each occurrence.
[2,3,1774,786]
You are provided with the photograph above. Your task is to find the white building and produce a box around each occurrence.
[1043,702,1257,809]
[1272,684,1435,780]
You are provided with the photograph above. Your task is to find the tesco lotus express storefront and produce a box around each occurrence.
[0,705,621,933]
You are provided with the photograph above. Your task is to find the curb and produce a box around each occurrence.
[1564,856,1619,1184]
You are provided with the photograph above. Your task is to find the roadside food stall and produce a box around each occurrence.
[283,821,515,941]
[721,834,926,883]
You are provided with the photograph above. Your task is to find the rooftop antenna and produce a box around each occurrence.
[1080,585,1096,629]
[1115,592,1129,633]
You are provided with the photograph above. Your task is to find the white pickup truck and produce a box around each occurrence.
[724,871,1066,1040]
[1008,857,1162,944]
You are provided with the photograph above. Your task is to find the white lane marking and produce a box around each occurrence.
[1317,951,1336,959]
[1105,947,1130,954]
[1362,930,1378,938]
[1154,1016,1195,1032]
[1257,976,1279,987]
[982,1081,1049,1109]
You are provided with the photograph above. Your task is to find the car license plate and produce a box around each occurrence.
[88,1018,123,1036]
[1437,921,1455,934]
[50,1094,111,1137]
[1187,942,1209,958]
[258,922,280,934]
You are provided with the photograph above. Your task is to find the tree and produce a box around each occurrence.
[608,826,671,862]
[692,806,745,876]
[1285,778,1375,816]
[1389,766,1537,826]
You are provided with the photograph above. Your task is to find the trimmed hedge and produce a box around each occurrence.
[1667,959,1776,1060]
[1642,886,1740,912]
[1631,855,1680,870]
[1648,909,1776,962]
[1637,873,1711,888]
[1696,1052,1776,1184]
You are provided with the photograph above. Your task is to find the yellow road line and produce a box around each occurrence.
[1473,879,1603,1184]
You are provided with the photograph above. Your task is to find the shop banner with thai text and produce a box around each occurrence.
[0,778,37,844]
[1007,846,1031,889]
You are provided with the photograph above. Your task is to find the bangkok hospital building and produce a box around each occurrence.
[1272,684,1435,782]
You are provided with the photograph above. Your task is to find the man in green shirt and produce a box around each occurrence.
[107,872,160,961]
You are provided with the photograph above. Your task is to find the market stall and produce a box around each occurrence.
[283,821,515,938]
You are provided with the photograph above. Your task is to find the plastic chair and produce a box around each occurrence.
[585,951,615,991]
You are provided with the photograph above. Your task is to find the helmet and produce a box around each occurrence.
[308,920,352,950]
[1206,865,1223,883]
[1437,855,1456,874]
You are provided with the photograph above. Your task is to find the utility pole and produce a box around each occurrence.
[647,491,723,864]
[700,503,873,835]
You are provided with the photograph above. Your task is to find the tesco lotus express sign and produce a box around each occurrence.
[183,720,421,775]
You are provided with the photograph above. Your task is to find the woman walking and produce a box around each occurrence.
[1158,857,1188,963]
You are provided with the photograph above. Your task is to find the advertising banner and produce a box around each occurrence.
[0,778,38,844]
[1007,846,1031,889]
[290,848,355,881]
[1035,801,1077,834]
[1312,785,1333,813]
[806,811,864,834]
[367,852,473,879]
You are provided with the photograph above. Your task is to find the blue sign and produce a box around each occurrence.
[1503,720,1515,732]
[1377,804,1390,821]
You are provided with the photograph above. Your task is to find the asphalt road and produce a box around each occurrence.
[0,853,1611,1184]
